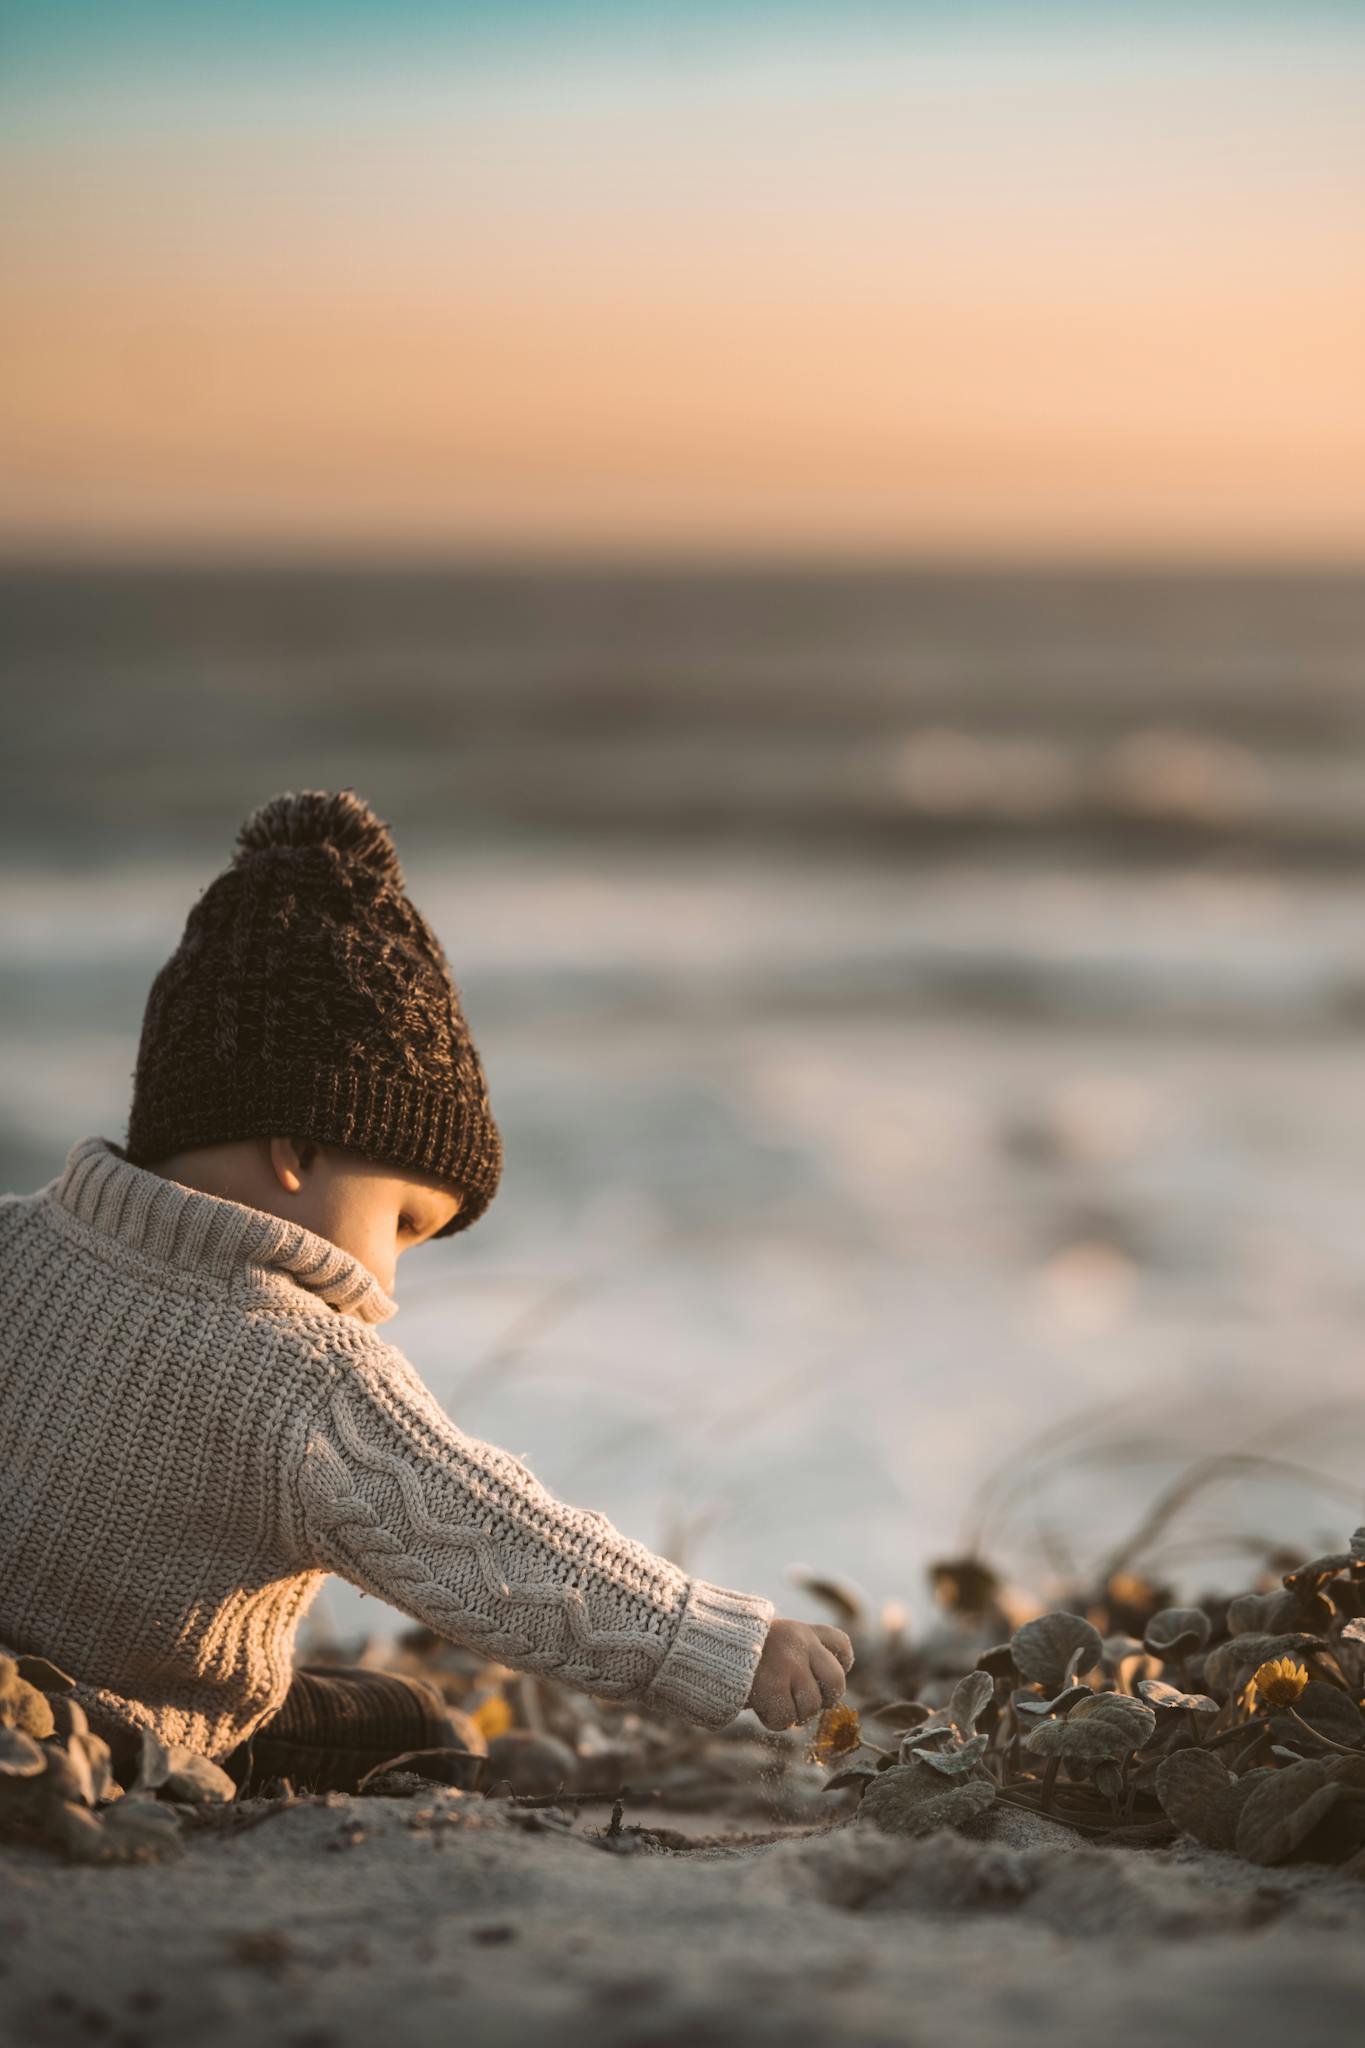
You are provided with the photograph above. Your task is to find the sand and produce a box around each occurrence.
[3,1793,1363,2048]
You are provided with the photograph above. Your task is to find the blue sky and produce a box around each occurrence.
[6,1,1364,78]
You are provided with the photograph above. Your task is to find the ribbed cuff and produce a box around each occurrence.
[125,1056,502,1236]
[637,1578,776,1730]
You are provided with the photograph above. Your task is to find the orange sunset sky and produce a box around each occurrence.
[3,4,1364,559]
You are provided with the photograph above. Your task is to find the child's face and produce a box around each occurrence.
[270,1138,462,1297]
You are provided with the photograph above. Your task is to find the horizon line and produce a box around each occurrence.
[2,544,1363,580]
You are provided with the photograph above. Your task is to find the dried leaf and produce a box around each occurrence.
[1010,1613,1103,1693]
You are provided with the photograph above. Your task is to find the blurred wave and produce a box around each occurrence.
[3,561,1364,1629]
[4,563,1365,863]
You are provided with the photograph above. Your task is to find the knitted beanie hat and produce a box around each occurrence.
[123,789,502,1237]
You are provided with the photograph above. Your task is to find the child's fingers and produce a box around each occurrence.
[813,1625,855,1672]
[791,1676,824,1722]
[810,1644,849,1707]
[749,1676,799,1731]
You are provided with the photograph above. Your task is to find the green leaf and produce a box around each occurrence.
[948,1670,993,1734]
[1010,1613,1103,1693]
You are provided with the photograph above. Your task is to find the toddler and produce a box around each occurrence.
[0,789,851,1792]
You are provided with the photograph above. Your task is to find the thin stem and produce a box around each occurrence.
[1286,1706,1365,1758]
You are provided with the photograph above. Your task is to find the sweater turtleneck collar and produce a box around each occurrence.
[44,1135,400,1326]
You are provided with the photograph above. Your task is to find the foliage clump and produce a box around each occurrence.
[789,1522,1365,1871]
[0,1649,233,1863]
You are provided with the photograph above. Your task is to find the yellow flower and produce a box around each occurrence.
[1251,1657,1309,1709]
[811,1703,862,1761]
[470,1692,514,1741]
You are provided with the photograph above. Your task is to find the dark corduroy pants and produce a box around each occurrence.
[222,1664,465,1796]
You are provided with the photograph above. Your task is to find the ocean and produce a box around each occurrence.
[4,561,1365,1643]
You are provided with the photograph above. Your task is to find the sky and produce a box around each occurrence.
[2,2,1364,560]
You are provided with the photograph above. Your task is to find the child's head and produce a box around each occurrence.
[122,788,502,1274]
[141,1134,464,1297]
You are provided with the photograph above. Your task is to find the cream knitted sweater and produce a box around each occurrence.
[0,1136,775,1760]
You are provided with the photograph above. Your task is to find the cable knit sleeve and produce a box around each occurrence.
[289,1339,775,1730]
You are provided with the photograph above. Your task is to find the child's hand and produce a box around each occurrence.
[746,1617,854,1731]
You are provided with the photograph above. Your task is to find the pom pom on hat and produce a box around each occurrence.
[233,788,405,887]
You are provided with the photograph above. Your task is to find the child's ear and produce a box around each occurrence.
[267,1134,317,1193]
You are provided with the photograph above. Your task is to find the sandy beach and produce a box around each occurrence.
[4,1789,1364,2048]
